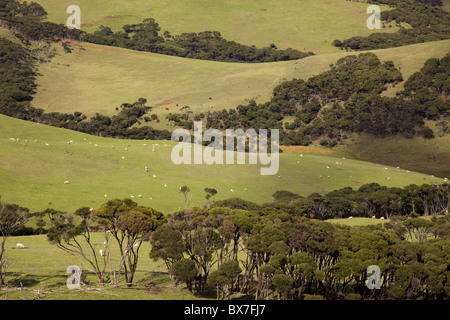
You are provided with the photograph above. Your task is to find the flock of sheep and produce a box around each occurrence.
[6,137,448,208]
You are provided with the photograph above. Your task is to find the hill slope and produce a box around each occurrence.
[25,0,401,54]
[31,38,450,127]
[0,114,443,214]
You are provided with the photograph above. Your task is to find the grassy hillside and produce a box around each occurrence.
[344,134,450,178]
[0,114,443,215]
[31,38,450,129]
[23,0,401,54]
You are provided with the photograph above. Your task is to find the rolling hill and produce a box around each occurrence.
[0,114,443,215]
[22,0,401,54]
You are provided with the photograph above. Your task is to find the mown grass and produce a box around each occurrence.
[0,114,443,216]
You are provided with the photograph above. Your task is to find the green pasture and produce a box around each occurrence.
[0,115,443,215]
[24,0,400,53]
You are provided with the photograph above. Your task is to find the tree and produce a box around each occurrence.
[207,259,241,299]
[0,198,29,286]
[179,185,191,209]
[92,198,166,285]
[150,225,185,286]
[171,258,198,294]
[46,207,110,284]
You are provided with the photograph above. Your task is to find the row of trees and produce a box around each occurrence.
[82,19,314,63]
[333,0,450,51]
[1,182,449,299]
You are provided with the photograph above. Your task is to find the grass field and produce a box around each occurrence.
[0,114,443,215]
[30,37,450,127]
[344,133,450,178]
[24,0,401,54]
[1,233,200,300]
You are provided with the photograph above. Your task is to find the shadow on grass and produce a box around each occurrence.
[6,272,67,288]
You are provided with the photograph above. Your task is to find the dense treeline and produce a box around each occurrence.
[0,0,312,63]
[156,182,450,300]
[334,0,450,50]
[170,52,449,146]
[83,19,314,63]
[0,0,83,41]
[1,182,449,299]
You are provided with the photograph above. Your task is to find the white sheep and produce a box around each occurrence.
[348,216,353,219]
[230,189,234,192]
[372,216,376,219]
[145,166,148,172]
[64,181,70,184]
[16,243,25,249]
[380,217,385,220]
[138,195,142,198]
[99,249,104,256]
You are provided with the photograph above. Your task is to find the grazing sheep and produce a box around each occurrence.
[99,249,104,256]
[244,188,247,191]
[230,189,234,192]
[104,194,107,197]
[138,195,142,198]
[164,184,167,187]
[372,216,376,219]
[130,195,134,198]
[121,156,125,159]
[153,174,156,178]
[45,143,49,146]
[64,181,70,184]
[16,243,25,249]
[34,139,38,142]
[387,177,390,181]
[348,216,353,219]
[380,217,385,220]
[145,166,148,172]
[9,138,15,141]
[326,166,330,169]
[299,154,303,157]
